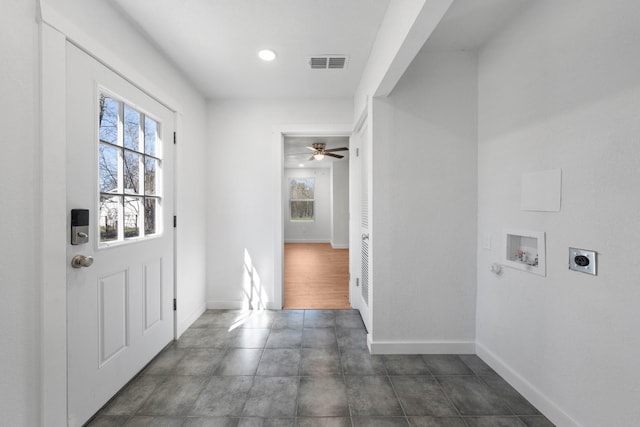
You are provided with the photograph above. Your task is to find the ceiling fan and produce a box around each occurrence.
[307,142,349,161]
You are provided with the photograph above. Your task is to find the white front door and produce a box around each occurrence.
[66,43,175,427]
[349,117,371,332]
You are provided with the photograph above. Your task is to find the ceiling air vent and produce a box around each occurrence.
[308,55,349,70]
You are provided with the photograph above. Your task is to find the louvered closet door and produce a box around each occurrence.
[360,138,369,306]
[350,117,371,332]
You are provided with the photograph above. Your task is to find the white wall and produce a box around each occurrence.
[331,161,350,248]
[477,1,640,426]
[370,50,478,353]
[0,1,40,425]
[284,168,331,242]
[206,98,353,309]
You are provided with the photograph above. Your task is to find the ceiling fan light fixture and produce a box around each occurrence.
[313,153,325,160]
[258,49,277,61]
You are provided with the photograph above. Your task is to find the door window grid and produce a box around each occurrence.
[99,94,162,244]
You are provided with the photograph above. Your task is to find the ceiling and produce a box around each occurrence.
[108,0,391,99]
[105,0,531,169]
[107,0,531,100]
[284,136,349,169]
[104,0,531,169]
[422,0,531,51]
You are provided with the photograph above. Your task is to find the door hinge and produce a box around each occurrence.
[173,131,177,144]
[356,147,360,157]
[173,216,177,228]
[173,298,177,311]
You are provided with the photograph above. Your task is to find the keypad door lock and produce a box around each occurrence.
[569,248,597,275]
[71,209,90,245]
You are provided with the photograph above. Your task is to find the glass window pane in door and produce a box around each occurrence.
[144,157,157,196]
[99,143,119,193]
[99,195,120,242]
[123,105,140,150]
[144,198,157,236]
[144,116,157,157]
[99,96,119,145]
[97,92,164,245]
[124,197,142,238]
[123,151,141,194]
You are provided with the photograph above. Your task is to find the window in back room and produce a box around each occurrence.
[289,177,315,221]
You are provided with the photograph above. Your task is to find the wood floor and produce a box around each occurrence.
[284,243,351,309]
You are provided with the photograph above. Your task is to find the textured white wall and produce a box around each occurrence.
[284,168,331,242]
[370,50,478,352]
[206,98,353,309]
[0,1,40,425]
[477,1,640,426]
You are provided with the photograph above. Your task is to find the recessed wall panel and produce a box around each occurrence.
[144,258,162,331]
[99,270,129,366]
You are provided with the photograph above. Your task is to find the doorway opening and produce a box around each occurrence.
[282,135,350,309]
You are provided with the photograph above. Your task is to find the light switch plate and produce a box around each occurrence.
[569,248,597,275]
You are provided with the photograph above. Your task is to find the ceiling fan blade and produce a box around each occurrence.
[308,155,316,161]
[325,152,344,159]
[324,147,349,152]
[305,146,316,151]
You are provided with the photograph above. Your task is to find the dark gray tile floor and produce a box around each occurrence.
[87,309,554,427]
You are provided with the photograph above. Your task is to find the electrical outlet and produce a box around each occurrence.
[569,248,597,275]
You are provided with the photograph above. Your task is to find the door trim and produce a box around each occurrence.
[40,15,181,425]
[41,22,69,426]
[273,123,352,310]
[349,107,367,311]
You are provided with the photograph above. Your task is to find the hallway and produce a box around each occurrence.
[87,309,554,427]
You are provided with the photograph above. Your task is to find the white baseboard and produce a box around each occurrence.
[476,342,581,427]
[177,302,206,338]
[206,300,281,310]
[283,239,348,248]
[368,339,476,355]
[284,239,330,244]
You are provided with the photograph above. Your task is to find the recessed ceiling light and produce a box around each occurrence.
[258,49,277,61]
[299,164,304,167]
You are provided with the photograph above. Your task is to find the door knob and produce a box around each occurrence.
[71,255,94,268]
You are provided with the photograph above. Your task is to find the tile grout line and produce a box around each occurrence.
[476,371,529,419]
[432,374,471,427]
[294,310,306,421]
[332,312,356,427]
[235,311,270,420]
